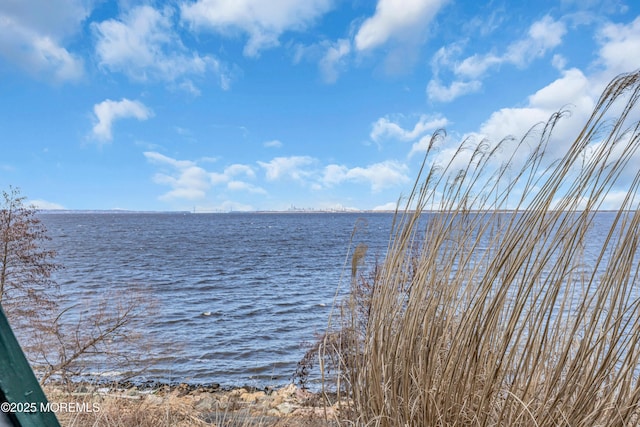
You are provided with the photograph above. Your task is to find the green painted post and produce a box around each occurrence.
[0,304,60,426]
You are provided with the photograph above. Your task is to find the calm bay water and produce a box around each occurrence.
[36,211,635,388]
[39,212,395,388]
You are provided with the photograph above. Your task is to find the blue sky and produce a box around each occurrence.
[1,0,639,212]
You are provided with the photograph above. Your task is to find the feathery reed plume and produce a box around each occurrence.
[325,70,640,426]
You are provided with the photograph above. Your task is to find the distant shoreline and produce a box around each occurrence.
[37,209,625,215]
[36,209,397,214]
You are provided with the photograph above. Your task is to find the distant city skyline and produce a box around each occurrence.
[2,0,639,211]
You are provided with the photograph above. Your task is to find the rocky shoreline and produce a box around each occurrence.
[44,381,343,426]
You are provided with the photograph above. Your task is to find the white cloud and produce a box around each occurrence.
[211,164,256,184]
[92,99,153,142]
[145,152,263,201]
[426,79,482,102]
[253,155,413,194]
[426,14,640,199]
[264,139,283,148]
[552,53,567,70]
[0,0,87,82]
[504,15,567,67]
[322,161,410,192]
[439,68,593,168]
[354,0,448,51]
[372,201,399,211]
[293,38,352,83]
[93,5,228,88]
[257,156,316,181]
[371,114,448,143]
[430,43,463,72]
[596,16,640,76]
[322,164,348,187]
[489,68,591,140]
[177,79,202,96]
[453,53,502,80]
[428,15,567,102]
[180,0,333,57]
[319,38,351,83]
[226,164,255,177]
[457,16,566,78]
[227,180,266,194]
[409,133,443,157]
[527,68,591,111]
[145,152,212,200]
[144,151,193,168]
[445,17,639,154]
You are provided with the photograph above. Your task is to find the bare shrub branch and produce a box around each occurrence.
[1,187,152,387]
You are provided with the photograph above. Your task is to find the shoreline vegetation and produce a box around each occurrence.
[310,70,640,426]
[44,380,339,427]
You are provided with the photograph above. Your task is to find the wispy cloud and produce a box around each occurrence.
[227,180,266,194]
[92,99,153,142]
[426,79,482,103]
[425,15,640,196]
[323,161,410,192]
[596,15,640,75]
[257,156,316,181]
[428,15,567,102]
[144,151,213,200]
[210,164,256,184]
[263,139,283,148]
[296,0,448,83]
[454,16,566,79]
[93,5,229,89]
[0,0,87,82]
[441,67,593,170]
[292,38,352,84]
[145,152,264,201]
[180,0,333,57]
[319,38,351,83]
[371,114,449,143]
[354,0,449,51]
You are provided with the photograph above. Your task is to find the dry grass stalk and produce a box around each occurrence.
[52,390,209,427]
[47,384,336,427]
[323,70,640,426]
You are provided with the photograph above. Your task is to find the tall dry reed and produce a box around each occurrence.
[323,70,640,426]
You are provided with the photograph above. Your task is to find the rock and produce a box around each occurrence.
[229,388,248,398]
[199,384,220,393]
[295,387,313,401]
[240,391,265,403]
[267,408,280,417]
[215,397,229,410]
[75,385,91,393]
[195,395,217,412]
[145,394,164,405]
[270,394,285,408]
[175,383,191,396]
[278,384,297,397]
[276,402,296,415]
[292,406,336,418]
